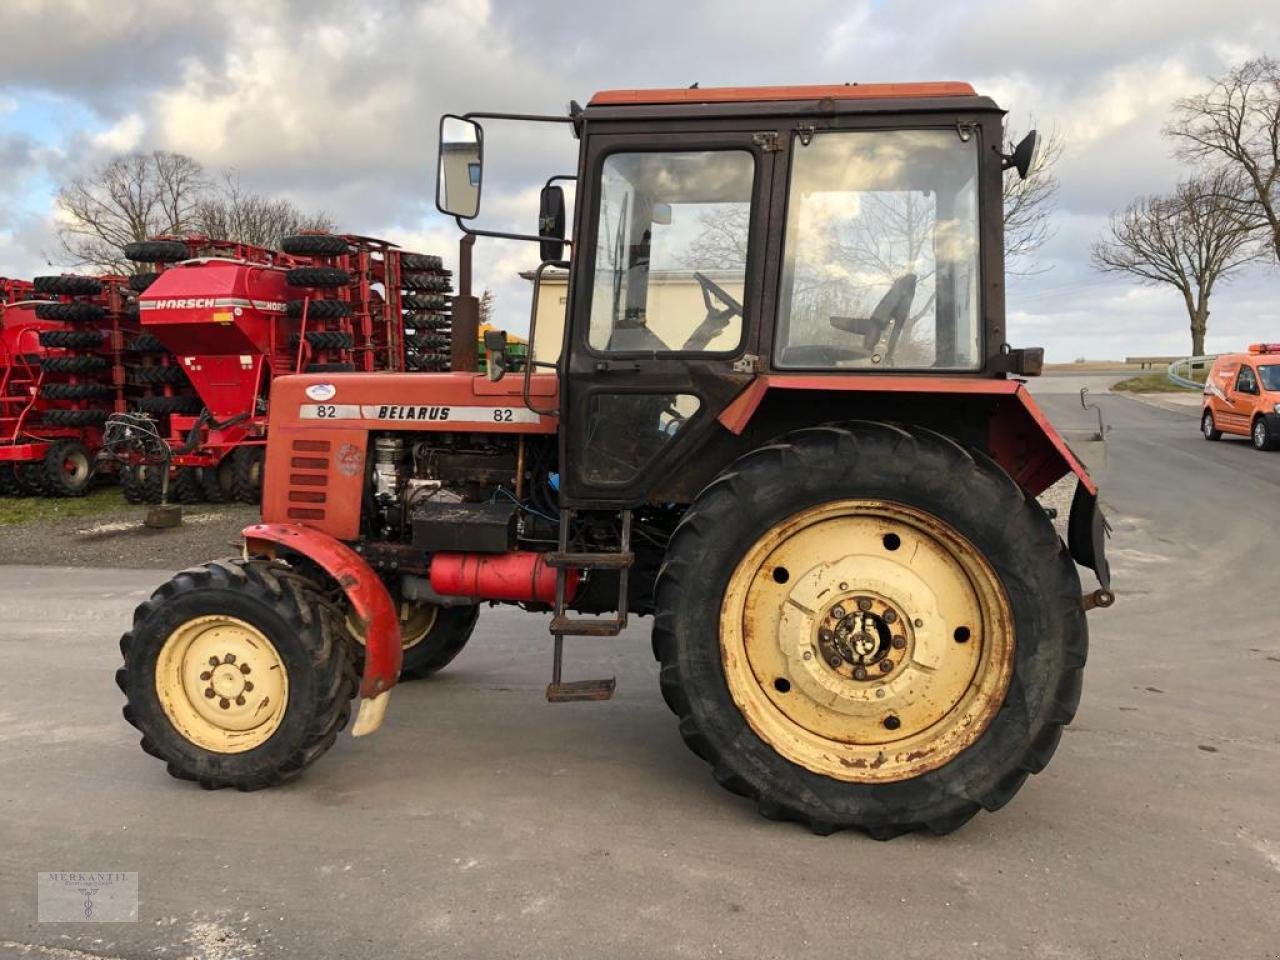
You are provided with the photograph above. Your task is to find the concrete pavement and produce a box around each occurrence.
[2,379,1278,959]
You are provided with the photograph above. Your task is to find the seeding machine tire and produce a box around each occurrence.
[15,461,49,495]
[42,439,94,497]
[304,362,355,373]
[42,408,109,427]
[38,329,105,349]
[406,332,450,350]
[124,240,189,264]
[41,382,115,400]
[400,253,444,272]
[196,457,234,503]
[652,422,1087,839]
[125,334,168,354]
[281,233,350,256]
[404,312,452,330]
[33,274,103,296]
[120,464,164,504]
[286,298,353,320]
[35,301,106,324]
[290,330,354,351]
[40,355,109,374]
[401,273,451,292]
[286,267,352,289]
[229,446,264,504]
[117,558,356,789]
[129,364,187,386]
[129,272,160,292]
[0,465,22,497]
[135,394,203,416]
[401,294,450,311]
[169,467,204,504]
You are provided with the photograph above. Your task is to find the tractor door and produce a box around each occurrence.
[558,131,777,506]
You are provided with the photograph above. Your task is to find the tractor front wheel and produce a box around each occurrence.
[347,601,478,680]
[117,559,355,789]
[653,423,1086,837]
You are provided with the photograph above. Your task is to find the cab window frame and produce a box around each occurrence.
[769,122,989,373]
[575,140,765,361]
[1236,364,1259,394]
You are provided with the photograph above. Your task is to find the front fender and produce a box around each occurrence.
[242,522,401,736]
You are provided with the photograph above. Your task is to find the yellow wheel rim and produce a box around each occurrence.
[154,615,289,754]
[720,499,1015,783]
[347,601,438,651]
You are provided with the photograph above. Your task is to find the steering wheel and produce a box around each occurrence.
[682,271,745,351]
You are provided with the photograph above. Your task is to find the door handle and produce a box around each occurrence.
[594,360,641,373]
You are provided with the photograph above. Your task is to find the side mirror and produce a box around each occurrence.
[538,185,566,262]
[1005,130,1041,181]
[437,115,483,219]
[483,328,508,382]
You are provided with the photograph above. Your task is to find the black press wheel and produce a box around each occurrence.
[123,240,189,264]
[14,460,49,495]
[285,267,353,289]
[1201,410,1222,441]
[0,464,23,496]
[1251,417,1279,451]
[116,558,356,789]
[120,464,165,504]
[42,439,94,497]
[652,422,1087,838]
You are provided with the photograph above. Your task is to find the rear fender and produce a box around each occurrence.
[242,522,401,736]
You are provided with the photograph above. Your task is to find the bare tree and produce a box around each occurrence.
[1167,56,1280,263]
[478,289,495,326]
[1091,169,1262,355]
[56,151,206,271]
[193,172,333,250]
[1003,124,1063,271]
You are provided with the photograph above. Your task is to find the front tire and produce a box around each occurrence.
[653,423,1087,837]
[117,559,355,789]
[347,601,478,680]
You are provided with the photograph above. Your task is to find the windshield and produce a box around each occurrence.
[774,129,982,369]
[1259,365,1280,391]
[587,150,754,353]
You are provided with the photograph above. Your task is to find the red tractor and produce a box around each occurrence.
[117,82,1112,837]
[108,235,452,503]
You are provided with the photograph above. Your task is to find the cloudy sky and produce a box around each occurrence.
[1,0,1277,360]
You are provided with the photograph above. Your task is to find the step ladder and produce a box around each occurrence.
[544,508,633,702]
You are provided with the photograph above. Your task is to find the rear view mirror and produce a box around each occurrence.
[1005,130,1041,181]
[538,185,566,262]
[437,116,483,219]
[651,202,673,226]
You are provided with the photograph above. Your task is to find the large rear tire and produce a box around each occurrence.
[653,423,1087,838]
[117,559,356,789]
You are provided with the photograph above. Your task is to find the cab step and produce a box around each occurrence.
[546,677,617,702]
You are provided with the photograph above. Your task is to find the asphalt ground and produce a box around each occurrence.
[2,373,1277,959]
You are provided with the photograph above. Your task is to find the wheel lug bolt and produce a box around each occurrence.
[243,680,254,692]
[883,610,897,624]
[853,666,867,681]
[829,657,842,668]
[208,656,220,667]
[235,695,246,706]
[891,635,906,650]
[802,651,813,661]
[199,671,212,681]
[880,660,893,673]
[218,698,231,710]
[883,715,901,730]
[913,619,923,628]
[239,663,251,675]
[832,606,846,620]
[838,582,848,591]
[857,598,872,612]
[223,653,236,664]
[204,688,215,699]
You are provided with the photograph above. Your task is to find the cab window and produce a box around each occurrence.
[587,150,754,354]
[1259,365,1280,391]
[775,129,982,370]
[1236,365,1259,394]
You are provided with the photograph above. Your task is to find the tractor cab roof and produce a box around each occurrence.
[583,82,999,121]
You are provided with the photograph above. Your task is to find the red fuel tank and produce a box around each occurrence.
[429,551,579,604]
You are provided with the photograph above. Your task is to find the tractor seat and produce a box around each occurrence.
[827,273,918,359]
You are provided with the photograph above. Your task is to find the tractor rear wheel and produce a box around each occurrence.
[346,601,478,681]
[117,558,356,789]
[42,439,93,497]
[653,423,1086,838]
